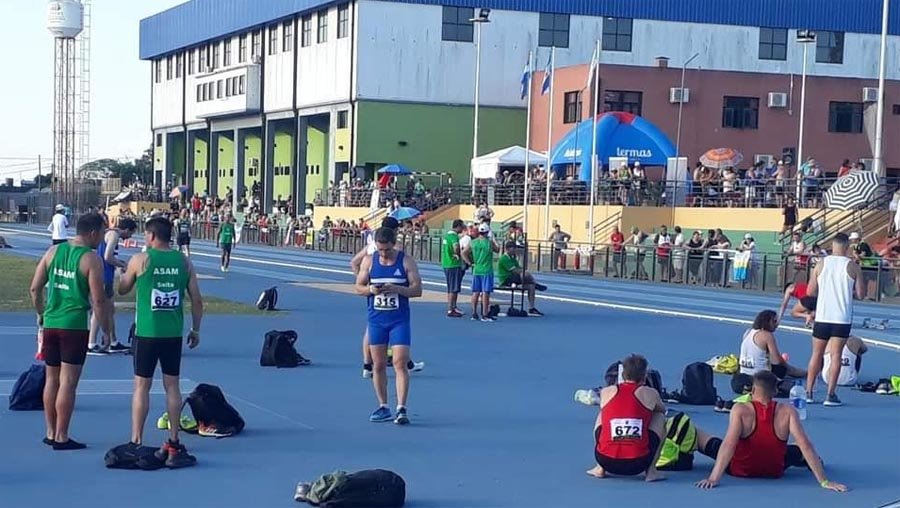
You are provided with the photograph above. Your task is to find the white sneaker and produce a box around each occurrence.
[362,368,373,379]
[411,361,425,372]
[220,266,225,273]
[575,389,601,406]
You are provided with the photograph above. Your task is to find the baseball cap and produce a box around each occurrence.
[849,232,860,240]
[744,233,752,240]
[381,217,400,229]
[478,224,490,234]
[55,204,65,211]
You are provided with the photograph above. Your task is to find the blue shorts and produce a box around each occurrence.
[368,321,412,347]
[472,274,494,293]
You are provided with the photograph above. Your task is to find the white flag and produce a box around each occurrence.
[586,44,600,89]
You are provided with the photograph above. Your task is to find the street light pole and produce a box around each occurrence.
[796,30,816,201]
[469,9,491,199]
[874,0,889,176]
[675,52,699,159]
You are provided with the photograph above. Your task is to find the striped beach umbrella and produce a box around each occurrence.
[824,171,880,210]
[699,148,743,169]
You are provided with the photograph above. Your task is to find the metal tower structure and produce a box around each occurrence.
[76,0,91,174]
[47,0,84,209]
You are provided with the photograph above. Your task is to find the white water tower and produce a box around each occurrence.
[47,0,90,209]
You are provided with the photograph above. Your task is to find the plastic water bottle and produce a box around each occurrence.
[789,380,807,420]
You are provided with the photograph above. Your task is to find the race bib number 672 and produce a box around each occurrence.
[151,289,180,311]
[610,418,643,440]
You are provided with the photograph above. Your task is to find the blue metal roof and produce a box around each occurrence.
[141,0,900,59]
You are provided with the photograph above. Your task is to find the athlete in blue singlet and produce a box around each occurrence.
[88,217,137,355]
[355,226,423,425]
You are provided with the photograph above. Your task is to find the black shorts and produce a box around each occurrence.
[42,329,89,367]
[799,296,817,311]
[444,267,464,294]
[505,272,524,286]
[133,337,182,378]
[812,322,851,340]
[594,427,662,476]
[177,234,190,246]
[221,243,232,254]
[52,239,67,245]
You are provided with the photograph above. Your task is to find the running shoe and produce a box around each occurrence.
[220,265,225,273]
[823,393,843,407]
[157,412,199,432]
[574,389,601,406]
[447,310,463,318]
[534,283,548,292]
[154,440,197,469]
[394,407,410,425]
[410,361,425,372]
[875,379,893,395]
[480,316,496,322]
[528,308,544,316]
[363,367,373,379]
[198,424,233,438]
[108,342,130,354]
[369,406,392,423]
[156,412,170,430]
[471,314,480,321]
[87,345,109,356]
[805,392,815,404]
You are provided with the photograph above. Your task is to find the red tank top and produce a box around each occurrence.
[791,283,808,299]
[597,383,652,460]
[729,400,787,478]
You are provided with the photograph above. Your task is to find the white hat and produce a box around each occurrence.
[634,161,641,166]
[478,223,490,234]
[849,232,860,240]
[744,233,752,240]
[54,204,65,211]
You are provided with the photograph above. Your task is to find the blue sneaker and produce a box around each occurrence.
[369,406,392,422]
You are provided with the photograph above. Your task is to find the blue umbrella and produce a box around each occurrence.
[390,207,422,221]
[377,164,413,175]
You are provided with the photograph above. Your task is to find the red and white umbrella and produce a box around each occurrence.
[700,148,743,169]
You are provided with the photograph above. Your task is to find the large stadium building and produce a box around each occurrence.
[141,0,900,209]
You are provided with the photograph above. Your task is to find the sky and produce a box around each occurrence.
[0,0,185,182]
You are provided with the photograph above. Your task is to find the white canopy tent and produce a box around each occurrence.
[470,146,547,180]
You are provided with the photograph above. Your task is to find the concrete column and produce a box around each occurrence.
[327,110,337,185]
[208,132,219,198]
[186,130,196,198]
[233,128,246,213]
[294,115,309,215]
[263,122,276,214]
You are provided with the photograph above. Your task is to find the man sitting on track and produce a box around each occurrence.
[822,336,867,387]
[351,216,424,378]
[778,280,816,327]
[738,310,807,380]
[696,371,847,492]
[496,241,544,316]
[587,354,666,482]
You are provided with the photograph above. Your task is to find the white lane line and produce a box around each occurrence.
[226,393,315,430]
[187,252,900,353]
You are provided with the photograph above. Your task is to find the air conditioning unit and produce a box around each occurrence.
[251,55,262,65]
[858,158,874,171]
[250,158,260,167]
[669,87,690,104]
[862,87,879,103]
[767,92,788,108]
[754,154,774,166]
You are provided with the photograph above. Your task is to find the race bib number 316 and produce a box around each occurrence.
[151,289,180,311]
[610,418,643,440]
[373,293,399,311]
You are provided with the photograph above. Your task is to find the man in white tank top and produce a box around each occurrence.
[804,233,864,407]
[739,310,807,379]
[822,336,867,386]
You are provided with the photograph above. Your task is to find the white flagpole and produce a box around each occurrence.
[544,47,555,238]
[588,39,601,247]
[523,50,533,239]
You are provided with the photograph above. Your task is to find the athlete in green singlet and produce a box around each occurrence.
[119,217,204,468]
[30,213,109,450]
[217,213,235,272]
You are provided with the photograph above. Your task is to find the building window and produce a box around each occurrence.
[199,46,207,72]
[188,50,195,75]
[223,38,232,66]
[268,25,278,55]
[442,6,474,43]
[238,75,245,95]
[337,110,349,128]
[816,30,844,64]
[601,17,631,52]
[175,53,183,78]
[156,134,163,146]
[539,13,570,48]
[217,80,223,99]
[154,60,161,83]
[338,3,349,39]
[251,30,261,59]
[238,35,248,63]
[603,90,643,116]
[283,20,293,51]
[166,56,173,80]
[317,9,328,43]
[563,91,582,124]
[758,27,787,61]
[301,15,312,47]
[211,42,220,70]
[722,96,759,129]
[196,84,202,102]
[893,104,900,115]
[828,102,863,133]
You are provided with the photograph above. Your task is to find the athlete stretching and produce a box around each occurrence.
[355,227,423,424]
[351,216,424,378]
[118,217,203,467]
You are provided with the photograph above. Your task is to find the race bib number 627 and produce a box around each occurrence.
[610,418,643,440]
[151,289,180,311]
